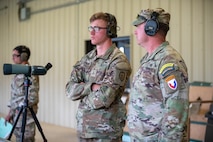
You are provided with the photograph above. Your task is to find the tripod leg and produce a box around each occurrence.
[8,106,24,140]
[28,107,47,142]
[20,106,28,142]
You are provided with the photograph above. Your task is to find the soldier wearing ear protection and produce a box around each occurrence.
[5,45,39,142]
[132,8,170,36]
[127,8,189,141]
[66,12,131,142]
[13,45,31,62]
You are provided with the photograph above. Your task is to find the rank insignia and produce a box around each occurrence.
[165,75,177,90]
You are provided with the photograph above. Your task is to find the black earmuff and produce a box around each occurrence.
[105,13,117,38]
[145,12,159,36]
[20,46,30,62]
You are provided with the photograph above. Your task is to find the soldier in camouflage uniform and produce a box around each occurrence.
[65,12,131,142]
[5,45,39,142]
[127,8,189,142]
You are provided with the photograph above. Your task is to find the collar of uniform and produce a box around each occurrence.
[140,41,169,63]
[153,41,169,57]
[96,43,116,60]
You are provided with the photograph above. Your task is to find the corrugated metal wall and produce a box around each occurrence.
[0,0,212,128]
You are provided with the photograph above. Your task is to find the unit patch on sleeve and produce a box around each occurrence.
[165,75,177,90]
[119,71,125,81]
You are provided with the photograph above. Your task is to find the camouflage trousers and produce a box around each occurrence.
[78,137,122,142]
[14,122,36,142]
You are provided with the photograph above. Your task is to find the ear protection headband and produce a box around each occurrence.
[105,13,117,38]
[145,12,159,36]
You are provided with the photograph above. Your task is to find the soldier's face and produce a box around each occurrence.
[134,23,148,47]
[89,19,108,45]
[12,50,22,64]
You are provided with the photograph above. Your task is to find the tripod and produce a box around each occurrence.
[7,75,47,142]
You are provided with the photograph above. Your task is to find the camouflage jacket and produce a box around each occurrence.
[9,73,39,127]
[127,42,189,142]
[66,44,131,139]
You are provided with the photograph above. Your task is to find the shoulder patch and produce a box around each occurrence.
[165,75,177,90]
[159,63,175,77]
[119,71,125,81]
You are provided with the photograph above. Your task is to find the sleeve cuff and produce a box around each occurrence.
[81,82,93,96]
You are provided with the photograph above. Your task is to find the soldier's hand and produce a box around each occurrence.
[92,83,100,91]
[4,113,12,125]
